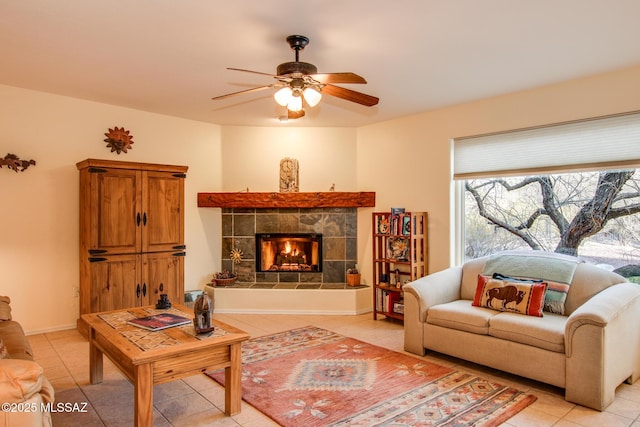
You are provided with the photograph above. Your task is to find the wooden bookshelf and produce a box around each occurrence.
[372,211,428,321]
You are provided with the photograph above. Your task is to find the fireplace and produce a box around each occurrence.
[255,233,322,273]
[222,207,357,286]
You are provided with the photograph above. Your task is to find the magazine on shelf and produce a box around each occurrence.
[127,313,191,331]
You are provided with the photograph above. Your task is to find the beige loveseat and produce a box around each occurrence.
[0,296,54,426]
[403,251,640,410]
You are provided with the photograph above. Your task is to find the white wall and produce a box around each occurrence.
[0,85,223,333]
[220,126,358,191]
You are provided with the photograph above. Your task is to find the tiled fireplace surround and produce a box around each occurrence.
[221,207,359,288]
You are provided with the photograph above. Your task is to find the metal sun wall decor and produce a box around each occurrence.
[103,126,134,154]
[230,247,243,264]
[0,153,36,172]
[279,157,299,192]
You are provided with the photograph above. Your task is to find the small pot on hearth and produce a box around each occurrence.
[347,266,361,287]
[212,270,237,286]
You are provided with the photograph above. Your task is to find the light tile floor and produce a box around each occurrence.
[28,313,640,426]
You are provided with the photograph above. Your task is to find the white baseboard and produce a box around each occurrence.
[26,324,78,336]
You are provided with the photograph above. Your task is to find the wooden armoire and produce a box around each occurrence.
[77,159,187,331]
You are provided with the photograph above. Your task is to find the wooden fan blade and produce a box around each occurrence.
[288,109,305,119]
[227,67,278,78]
[322,84,379,106]
[211,85,274,101]
[310,73,367,84]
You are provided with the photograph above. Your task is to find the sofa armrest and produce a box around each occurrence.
[565,282,640,356]
[0,359,54,427]
[564,282,640,410]
[0,359,54,404]
[403,266,463,322]
[403,266,463,355]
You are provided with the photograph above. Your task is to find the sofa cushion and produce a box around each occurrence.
[460,258,487,300]
[0,296,12,321]
[472,274,547,317]
[489,311,566,353]
[0,321,34,361]
[427,300,496,335]
[564,262,626,315]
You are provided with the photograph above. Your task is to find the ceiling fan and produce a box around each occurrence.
[211,35,379,119]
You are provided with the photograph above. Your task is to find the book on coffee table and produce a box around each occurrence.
[127,313,191,331]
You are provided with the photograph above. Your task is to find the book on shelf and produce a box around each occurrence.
[387,292,394,313]
[376,212,421,236]
[127,313,192,331]
[402,215,411,235]
[376,288,403,314]
[385,213,412,236]
[390,215,399,235]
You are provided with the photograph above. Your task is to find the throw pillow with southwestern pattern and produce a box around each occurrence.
[490,273,571,315]
[472,274,548,317]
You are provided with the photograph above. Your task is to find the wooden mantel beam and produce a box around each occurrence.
[197,192,376,209]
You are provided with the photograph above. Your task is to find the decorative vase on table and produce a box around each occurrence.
[193,293,214,334]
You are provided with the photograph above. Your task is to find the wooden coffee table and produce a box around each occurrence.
[81,304,249,427]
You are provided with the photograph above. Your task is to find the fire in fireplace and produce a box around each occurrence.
[255,233,322,272]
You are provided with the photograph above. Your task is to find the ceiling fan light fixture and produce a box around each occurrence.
[213,34,379,116]
[274,87,293,106]
[303,87,322,107]
[287,94,303,112]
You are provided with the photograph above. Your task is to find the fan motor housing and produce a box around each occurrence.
[277,61,318,76]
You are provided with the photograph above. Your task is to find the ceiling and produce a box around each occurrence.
[2,1,640,128]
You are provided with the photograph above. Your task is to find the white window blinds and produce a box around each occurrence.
[453,111,640,179]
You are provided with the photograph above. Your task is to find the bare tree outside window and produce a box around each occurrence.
[464,170,640,281]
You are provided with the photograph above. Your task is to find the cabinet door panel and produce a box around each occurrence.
[90,168,142,253]
[89,254,140,312]
[143,252,184,306]
[142,171,185,252]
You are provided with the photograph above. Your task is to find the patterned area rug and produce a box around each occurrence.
[207,326,536,426]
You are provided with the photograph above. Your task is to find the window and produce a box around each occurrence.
[453,112,640,281]
[463,170,640,279]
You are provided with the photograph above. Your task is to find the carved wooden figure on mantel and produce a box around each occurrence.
[279,157,299,192]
